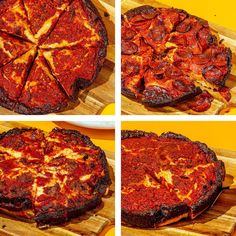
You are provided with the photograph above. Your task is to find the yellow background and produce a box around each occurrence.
[158,0,236,31]
[122,121,236,151]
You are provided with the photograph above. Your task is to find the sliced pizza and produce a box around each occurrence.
[121,130,225,228]
[42,46,105,100]
[22,0,72,43]
[0,47,37,110]
[0,32,33,67]
[41,0,108,49]
[0,0,35,42]
[16,54,69,114]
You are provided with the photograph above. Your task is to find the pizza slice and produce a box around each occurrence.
[33,169,71,226]
[41,0,107,49]
[0,47,37,110]
[22,0,72,43]
[0,159,35,217]
[43,128,111,220]
[16,53,69,114]
[0,0,35,42]
[0,32,33,67]
[142,67,202,106]
[42,46,105,100]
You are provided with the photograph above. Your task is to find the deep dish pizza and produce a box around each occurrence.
[121,6,232,112]
[121,130,225,228]
[0,127,111,227]
[0,0,107,114]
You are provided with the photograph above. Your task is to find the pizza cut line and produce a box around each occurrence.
[0,127,111,227]
[121,130,225,228]
[121,6,232,112]
[0,0,108,114]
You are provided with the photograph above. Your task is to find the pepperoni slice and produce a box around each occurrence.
[218,87,231,102]
[189,91,213,112]
[176,20,191,33]
[202,66,223,85]
[121,41,138,55]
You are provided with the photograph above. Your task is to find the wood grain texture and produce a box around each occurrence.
[0,0,115,115]
[121,0,236,115]
[0,122,115,236]
[122,145,236,236]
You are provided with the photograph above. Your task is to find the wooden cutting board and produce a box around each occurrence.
[0,122,115,236]
[0,0,115,115]
[121,0,236,115]
[122,147,236,236]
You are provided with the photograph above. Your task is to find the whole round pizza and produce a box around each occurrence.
[0,128,111,227]
[0,0,107,114]
[121,130,225,228]
[121,6,232,112]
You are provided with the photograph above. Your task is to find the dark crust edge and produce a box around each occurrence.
[124,5,158,21]
[0,87,17,111]
[121,5,232,107]
[0,128,38,211]
[13,98,70,115]
[121,130,157,140]
[121,130,225,228]
[141,86,202,107]
[0,127,37,140]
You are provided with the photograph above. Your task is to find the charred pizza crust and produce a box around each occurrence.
[121,6,232,112]
[121,130,225,228]
[0,0,108,114]
[0,127,111,226]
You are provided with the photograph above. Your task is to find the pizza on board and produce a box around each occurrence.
[0,0,108,114]
[121,130,225,228]
[121,6,232,112]
[0,127,111,226]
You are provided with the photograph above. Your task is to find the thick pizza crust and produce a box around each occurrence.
[0,128,111,226]
[121,130,225,228]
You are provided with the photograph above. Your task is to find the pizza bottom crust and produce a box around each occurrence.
[0,207,34,221]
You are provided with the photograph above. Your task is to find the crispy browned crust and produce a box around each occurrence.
[0,127,36,140]
[141,86,202,107]
[0,127,111,226]
[121,130,225,228]
[0,0,108,114]
[14,98,70,115]
[0,87,16,111]
[124,5,158,20]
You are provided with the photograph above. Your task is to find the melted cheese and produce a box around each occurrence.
[176,189,193,201]
[44,148,86,163]
[155,170,173,185]
[34,13,60,39]
[0,146,22,158]
[184,163,213,176]
[41,40,80,49]
[80,174,92,182]
[143,175,160,188]
[0,40,13,58]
